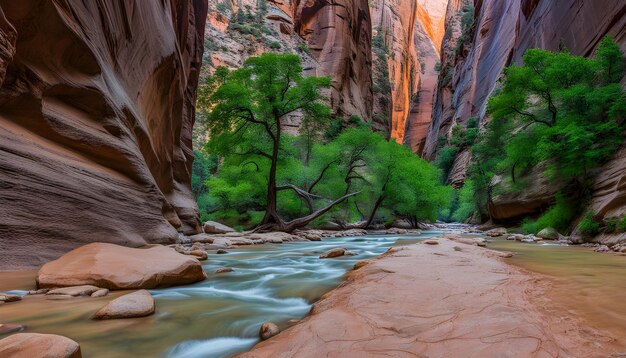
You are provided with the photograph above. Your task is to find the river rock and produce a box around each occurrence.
[485,228,508,237]
[0,294,22,302]
[353,260,371,270]
[0,333,81,358]
[320,248,347,259]
[537,227,559,240]
[342,229,368,236]
[187,250,208,260]
[507,234,525,241]
[259,322,280,340]
[423,239,439,245]
[92,290,155,320]
[521,238,535,243]
[215,268,234,274]
[594,245,610,253]
[37,243,206,290]
[386,228,408,235]
[28,289,49,295]
[91,289,109,298]
[47,285,101,297]
[216,249,229,254]
[188,234,215,244]
[0,324,25,335]
[203,221,236,234]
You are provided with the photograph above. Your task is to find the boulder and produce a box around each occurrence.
[91,289,109,298]
[319,248,347,259]
[506,234,525,241]
[0,333,81,358]
[47,285,101,297]
[537,227,559,240]
[92,290,155,320]
[188,234,215,244]
[0,294,22,302]
[342,229,368,236]
[203,221,236,234]
[37,243,206,290]
[423,239,439,245]
[187,250,208,261]
[215,268,234,274]
[485,228,508,237]
[259,322,280,340]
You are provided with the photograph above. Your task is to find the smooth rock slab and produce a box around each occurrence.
[92,290,155,320]
[203,221,236,234]
[91,289,109,298]
[0,333,81,358]
[46,285,101,297]
[37,243,206,290]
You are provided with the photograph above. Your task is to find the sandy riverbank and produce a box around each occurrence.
[239,237,622,357]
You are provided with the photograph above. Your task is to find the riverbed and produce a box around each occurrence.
[0,231,442,357]
[1,231,625,357]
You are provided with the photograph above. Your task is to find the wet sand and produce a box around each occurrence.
[239,238,624,357]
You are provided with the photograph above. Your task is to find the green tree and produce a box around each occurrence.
[201,53,361,232]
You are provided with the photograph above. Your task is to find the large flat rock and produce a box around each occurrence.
[0,333,81,358]
[239,239,618,357]
[37,243,206,289]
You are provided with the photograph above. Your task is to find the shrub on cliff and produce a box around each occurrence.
[463,36,626,229]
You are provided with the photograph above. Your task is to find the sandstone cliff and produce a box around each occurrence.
[425,0,626,223]
[0,0,208,269]
[203,0,372,128]
[370,0,448,142]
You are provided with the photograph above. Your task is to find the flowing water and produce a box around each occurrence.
[0,231,442,357]
[2,231,626,357]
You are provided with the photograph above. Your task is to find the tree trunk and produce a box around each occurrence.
[363,194,385,229]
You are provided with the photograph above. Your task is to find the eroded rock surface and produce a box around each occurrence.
[240,239,620,357]
[37,243,206,290]
[0,0,208,270]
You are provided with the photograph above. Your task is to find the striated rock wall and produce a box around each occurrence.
[204,0,372,128]
[0,0,208,269]
[425,0,626,222]
[370,0,448,142]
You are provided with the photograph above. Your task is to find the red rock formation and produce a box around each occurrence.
[293,0,373,120]
[370,0,420,142]
[204,0,373,124]
[425,0,626,218]
[0,0,208,269]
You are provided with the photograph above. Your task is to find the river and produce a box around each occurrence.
[1,230,625,357]
[0,231,442,357]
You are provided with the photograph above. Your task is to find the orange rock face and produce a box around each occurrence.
[0,0,208,269]
[425,0,626,194]
[369,0,448,143]
[204,0,373,123]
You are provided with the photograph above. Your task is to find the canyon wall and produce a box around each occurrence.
[204,0,372,130]
[425,0,626,223]
[370,0,448,142]
[0,0,208,269]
